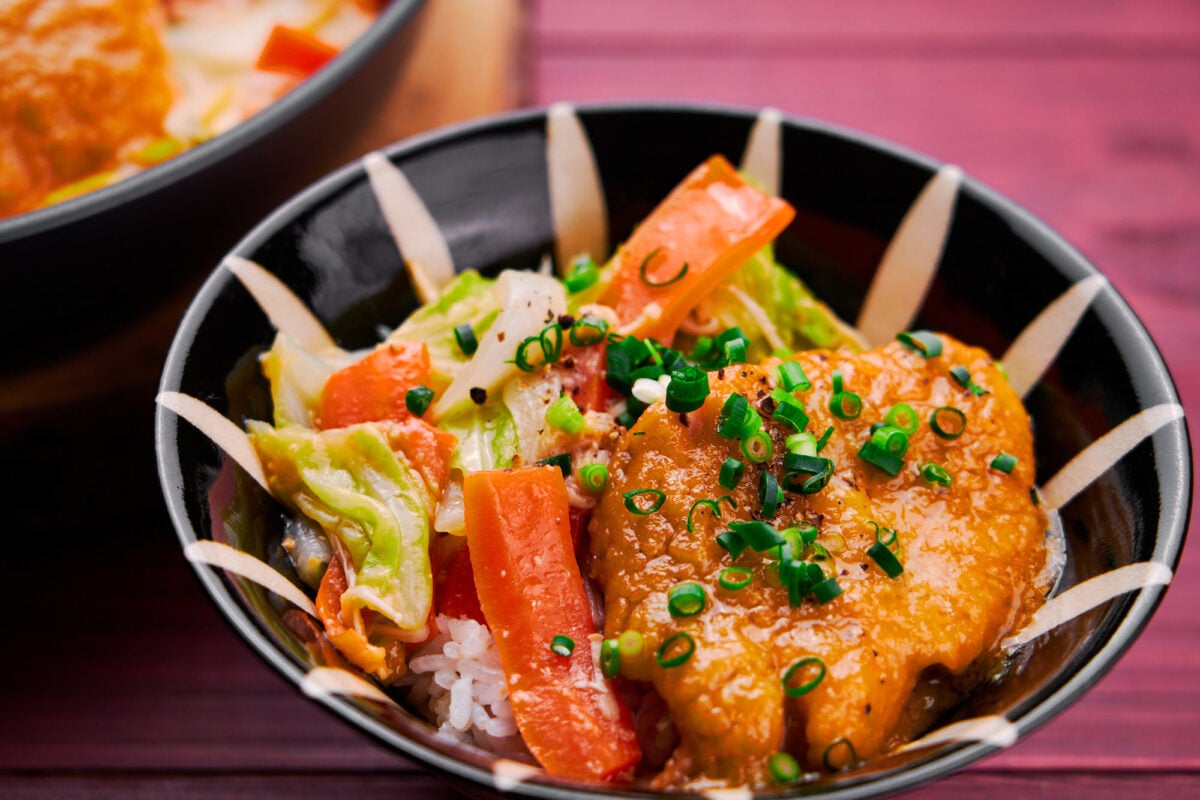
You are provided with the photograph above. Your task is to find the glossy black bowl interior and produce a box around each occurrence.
[0,0,424,385]
[156,104,1191,799]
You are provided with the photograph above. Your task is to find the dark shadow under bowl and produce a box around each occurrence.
[156,103,1191,800]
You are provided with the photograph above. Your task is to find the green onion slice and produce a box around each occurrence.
[666,366,710,413]
[718,457,745,489]
[579,463,609,492]
[657,632,696,668]
[717,393,750,438]
[622,487,666,515]
[639,247,689,287]
[686,496,736,531]
[831,369,845,394]
[812,576,843,604]
[568,315,609,346]
[540,322,564,363]
[718,566,753,590]
[885,403,919,435]
[930,405,967,439]
[564,256,599,293]
[783,454,834,494]
[950,364,990,396]
[537,452,573,477]
[869,520,898,550]
[600,638,621,677]
[870,424,910,457]
[772,391,810,432]
[716,529,749,558]
[782,656,827,697]
[921,462,952,487]
[758,470,783,518]
[823,738,859,771]
[618,630,644,657]
[453,323,478,356]
[867,541,904,578]
[550,635,575,657]
[728,520,785,551]
[815,425,834,453]
[777,361,812,392]
[785,432,818,457]
[667,582,707,617]
[897,330,944,358]
[857,441,903,476]
[741,429,774,464]
[829,391,863,420]
[547,393,586,434]
[991,452,1018,473]
[769,752,802,784]
[405,385,435,417]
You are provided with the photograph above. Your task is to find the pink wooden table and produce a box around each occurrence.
[2,2,1196,797]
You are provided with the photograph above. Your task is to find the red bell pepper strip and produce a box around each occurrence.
[436,545,486,625]
[599,154,794,342]
[463,466,641,782]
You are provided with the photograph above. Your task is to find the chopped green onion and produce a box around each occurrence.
[722,336,747,365]
[405,385,435,417]
[930,405,967,439]
[716,529,749,558]
[782,656,827,697]
[783,454,834,494]
[605,335,650,393]
[796,522,819,544]
[1031,487,1041,506]
[717,393,751,438]
[728,520,785,551]
[829,391,863,420]
[719,457,745,489]
[869,520,898,549]
[568,315,609,346]
[618,630,644,657]
[885,403,919,435]
[950,364,989,396]
[514,335,547,372]
[812,576,843,604]
[540,323,564,362]
[656,632,695,668]
[815,425,834,453]
[454,323,478,356]
[600,638,621,677]
[666,366,710,413]
[758,471,783,518]
[823,738,859,771]
[719,566,753,590]
[579,463,609,492]
[921,462,952,487]
[667,582,707,617]
[687,498,724,532]
[897,330,944,358]
[622,487,666,514]
[639,247,689,287]
[991,452,1018,473]
[870,425,910,457]
[777,361,812,392]
[537,452,573,477]
[690,336,715,363]
[771,390,810,431]
[550,635,575,657]
[563,255,599,293]
[785,432,818,457]
[857,441,904,477]
[867,541,904,577]
[547,393,586,434]
[741,429,774,464]
[769,752,802,783]
[832,369,845,394]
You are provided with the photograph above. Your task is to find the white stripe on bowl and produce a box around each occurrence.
[185,539,317,618]
[1002,275,1108,398]
[740,107,783,197]
[224,255,341,355]
[157,391,268,491]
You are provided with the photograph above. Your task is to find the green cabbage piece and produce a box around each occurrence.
[387,270,500,389]
[683,248,866,361]
[247,422,433,631]
[438,401,518,474]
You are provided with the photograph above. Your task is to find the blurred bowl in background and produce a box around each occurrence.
[0,0,425,427]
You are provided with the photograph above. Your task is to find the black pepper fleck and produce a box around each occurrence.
[562,355,576,369]
[558,314,575,329]
[469,387,487,405]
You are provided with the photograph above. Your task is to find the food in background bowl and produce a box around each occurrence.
[156,105,1189,798]
[1,0,379,218]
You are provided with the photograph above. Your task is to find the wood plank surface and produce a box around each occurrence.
[2,1,1198,798]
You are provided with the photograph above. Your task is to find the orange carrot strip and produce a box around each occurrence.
[315,552,390,676]
[317,341,431,430]
[463,466,641,782]
[599,154,794,342]
[256,24,339,78]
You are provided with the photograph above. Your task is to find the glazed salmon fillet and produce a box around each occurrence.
[0,0,172,215]
[589,334,1049,788]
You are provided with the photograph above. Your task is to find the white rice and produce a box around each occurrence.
[402,615,526,754]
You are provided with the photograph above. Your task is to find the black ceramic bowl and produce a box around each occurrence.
[156,104,1191,799]
[0,0,424,420]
